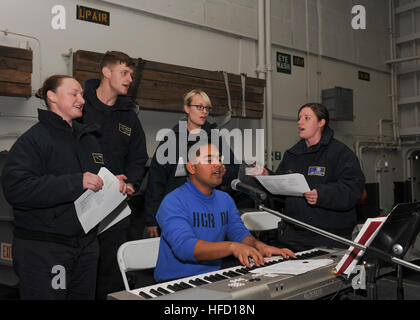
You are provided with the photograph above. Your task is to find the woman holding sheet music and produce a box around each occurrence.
[256,103,365,251]
[1,75,108,300]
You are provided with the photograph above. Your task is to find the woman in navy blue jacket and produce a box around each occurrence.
[2,75,105,300]
[257,103,365,251]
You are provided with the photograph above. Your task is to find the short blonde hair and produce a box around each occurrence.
[183,89,212,107]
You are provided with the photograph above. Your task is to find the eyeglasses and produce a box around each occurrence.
[189,104,212,113]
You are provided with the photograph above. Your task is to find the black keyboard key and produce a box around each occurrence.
[211,275,223,281]
[168,284,183,292]
[189,279,201,286]
[235,268,249,274]
[314,250,328,256]
[204,275,214,282]
[189,278,209,286]
[204,276,218,283]
[223,272,235,278]
[179,282,193,289]
[214,274,228,280]
[149,289,162,296]
[139,291,153,299]
[175,283,186,290]
[157,287,171,294]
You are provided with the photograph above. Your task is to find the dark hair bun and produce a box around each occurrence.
[35,74,73,108]
[35,87,44,100]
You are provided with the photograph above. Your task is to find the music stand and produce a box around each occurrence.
[258,201,420,300]
[363,202,420,299]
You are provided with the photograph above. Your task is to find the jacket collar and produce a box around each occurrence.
[38,109,73,132]
[289,126,334,155]
[172,119,218,134]
[84,79,137,112]
[38,108,99,136]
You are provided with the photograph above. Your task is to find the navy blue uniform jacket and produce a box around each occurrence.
[1,109,104,237]
[275,127,365,231]
[80,79,148,193]
[145,121,239,227]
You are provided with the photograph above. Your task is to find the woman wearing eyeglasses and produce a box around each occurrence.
[144,89,239,238]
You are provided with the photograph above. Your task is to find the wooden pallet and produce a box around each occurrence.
[73,50,265,118]
[0,46,32,98]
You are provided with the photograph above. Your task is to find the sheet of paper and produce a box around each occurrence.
[335,216,387,277]
[97,204,131,234]
[256,173,310,196]
[250,259,334,275]
[75,167,127,234]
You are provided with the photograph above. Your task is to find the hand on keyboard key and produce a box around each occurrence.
[256,244,296,260]
[230,242,265,268]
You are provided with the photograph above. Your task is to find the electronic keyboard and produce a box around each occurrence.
[108,247,349,300]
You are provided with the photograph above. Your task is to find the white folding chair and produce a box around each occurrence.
[117,237,160,291]
[241,210,281,232]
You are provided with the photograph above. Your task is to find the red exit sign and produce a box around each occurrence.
[1,243,12,261]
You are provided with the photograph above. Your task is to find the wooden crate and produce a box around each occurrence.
[0,46,32,98]
[73,50,265,119]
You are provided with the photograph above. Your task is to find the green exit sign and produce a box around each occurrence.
[274,151,281,161]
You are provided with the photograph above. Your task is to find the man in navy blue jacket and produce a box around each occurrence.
[154,142,294,282]
[79,51,148,299]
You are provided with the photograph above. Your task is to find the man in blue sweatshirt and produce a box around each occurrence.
[154,142,295,282]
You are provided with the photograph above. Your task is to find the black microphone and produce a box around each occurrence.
[231,179,267,201]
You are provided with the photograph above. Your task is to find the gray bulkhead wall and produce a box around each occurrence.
[0,0,405,209]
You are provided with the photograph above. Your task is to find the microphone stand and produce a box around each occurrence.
[258,204,420,299]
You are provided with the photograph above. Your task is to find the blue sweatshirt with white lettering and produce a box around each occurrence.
[154,179,251,282]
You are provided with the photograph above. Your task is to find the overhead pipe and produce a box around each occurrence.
[389,0,400,146]
[0,112,37,119]
[257,0,266,80]
[356,118,401,170]
[257,0,267,169]
[265,0,273,170]
[305,0,310,100]
[356,141,400,171]
[316,0,323,101]
[0,132,21,139]
[386,55,420,64]
[356,0,401,168]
